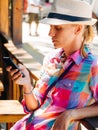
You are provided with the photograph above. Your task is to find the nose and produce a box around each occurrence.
[48,26,55,37]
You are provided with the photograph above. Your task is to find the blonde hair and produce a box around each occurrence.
[81,25,95,57]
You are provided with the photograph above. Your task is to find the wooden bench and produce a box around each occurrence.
[0,100,26,129]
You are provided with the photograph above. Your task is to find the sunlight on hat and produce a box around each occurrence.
[40,0,97,25]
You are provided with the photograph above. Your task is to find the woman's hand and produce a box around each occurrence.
[51,110,74,130]
[6,64,31,85]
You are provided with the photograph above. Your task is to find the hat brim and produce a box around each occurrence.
[40,18,97,25]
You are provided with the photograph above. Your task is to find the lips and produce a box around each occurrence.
[52,39,57,43]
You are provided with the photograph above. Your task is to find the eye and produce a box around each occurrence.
[55,26,62,30]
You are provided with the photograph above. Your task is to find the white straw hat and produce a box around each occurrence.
[40,0,97,25]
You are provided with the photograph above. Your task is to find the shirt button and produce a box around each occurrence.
[68,83,71,86]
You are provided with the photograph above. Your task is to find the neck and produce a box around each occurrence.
[64,36,83,57]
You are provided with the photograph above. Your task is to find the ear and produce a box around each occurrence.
[74,25,83,35]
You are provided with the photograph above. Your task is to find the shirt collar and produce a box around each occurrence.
[69,45,91,65]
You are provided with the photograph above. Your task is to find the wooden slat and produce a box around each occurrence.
[0,100,26,123]
[0,0,9,35]
[0,68,3,79]
[0,81,4,91]
[0,80,4,96]
[12,0,23,44]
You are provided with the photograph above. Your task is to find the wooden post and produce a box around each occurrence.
[0,0,9,36]
[12,0,23,44]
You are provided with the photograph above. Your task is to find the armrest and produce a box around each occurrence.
[80,116,98,130]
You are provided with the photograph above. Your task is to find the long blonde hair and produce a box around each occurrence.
[81,25,95,57]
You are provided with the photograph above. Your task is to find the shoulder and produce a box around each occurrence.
[91,55,98,67]
[84,45,98,65]
[87,49,98,65]
[87,54,98,76]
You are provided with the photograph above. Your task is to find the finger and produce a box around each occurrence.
[6,66,12,72]
[13,75,22,82]
[13,76,23,85]
[10,69,19,77]
[11,71,22,80]
[51,121,62,130]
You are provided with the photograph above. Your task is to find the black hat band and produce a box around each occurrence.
[48,12,91,22]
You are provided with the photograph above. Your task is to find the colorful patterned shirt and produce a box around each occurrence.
[11,46,98,130]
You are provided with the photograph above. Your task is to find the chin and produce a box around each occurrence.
[53,44,57,48]
[54,45,60,49]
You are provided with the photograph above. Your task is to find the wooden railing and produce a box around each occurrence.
[80,117,98,130]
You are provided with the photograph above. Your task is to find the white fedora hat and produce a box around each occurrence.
[40,0,97,25]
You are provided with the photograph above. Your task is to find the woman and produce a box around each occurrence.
[7,0,98,130]
[26,0,42,36]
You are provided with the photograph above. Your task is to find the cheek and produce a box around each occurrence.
[57,31,66,40]
[59,32,68,42]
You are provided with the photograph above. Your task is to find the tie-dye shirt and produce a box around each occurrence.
[11,46,98,130]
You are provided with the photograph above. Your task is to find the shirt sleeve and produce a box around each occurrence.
[21,99,33,113]
[21,57,50,113]
[90,57,98,101]
[20,53,52,113]
[32,53,52,105]
[21,48,63,112]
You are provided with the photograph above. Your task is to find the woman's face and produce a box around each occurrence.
[49,24,82,56]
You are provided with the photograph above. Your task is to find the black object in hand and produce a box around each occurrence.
[3,57,25,77]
